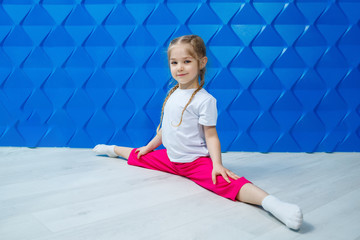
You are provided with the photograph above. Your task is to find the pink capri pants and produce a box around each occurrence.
[127,149,251,201]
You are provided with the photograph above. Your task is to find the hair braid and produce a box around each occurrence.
[173,68,206,127]
[156,83,179,133]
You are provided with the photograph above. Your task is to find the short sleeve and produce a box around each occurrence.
[198,97,217,126]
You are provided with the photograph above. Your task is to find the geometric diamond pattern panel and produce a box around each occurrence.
[0,0,359,152]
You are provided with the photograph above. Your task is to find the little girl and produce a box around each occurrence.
[94,35,303,230]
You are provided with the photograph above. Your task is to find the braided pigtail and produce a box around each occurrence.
[173,67,206,127]
[156,83,179,134]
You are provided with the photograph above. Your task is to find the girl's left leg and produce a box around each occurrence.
[236,182,268,205]
[182,157,303,230]
[237,183,303,230]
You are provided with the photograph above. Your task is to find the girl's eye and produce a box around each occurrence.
[171,61,177,65]
[185,60,191,63]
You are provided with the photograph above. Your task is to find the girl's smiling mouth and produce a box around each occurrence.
[177,73,187,77]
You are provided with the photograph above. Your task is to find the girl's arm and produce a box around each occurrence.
[135,129,162,159]
[204,126,240,184]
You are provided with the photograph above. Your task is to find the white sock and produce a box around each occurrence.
[93,144,118,158]
[261,195,303,230]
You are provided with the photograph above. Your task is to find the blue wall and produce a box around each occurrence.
[0,0,359,152]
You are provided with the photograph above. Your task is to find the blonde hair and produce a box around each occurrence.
[157,35,207,133]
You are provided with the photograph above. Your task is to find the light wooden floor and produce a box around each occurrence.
[0,147,359,240]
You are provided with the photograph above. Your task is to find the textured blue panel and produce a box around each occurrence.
[0,0,359,152]
[41,109,76,146]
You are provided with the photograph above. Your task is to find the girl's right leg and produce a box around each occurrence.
[93,145,177,177]
[114,146,133,159]
[93,144,133,159]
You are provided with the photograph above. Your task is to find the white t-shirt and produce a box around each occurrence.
[162,88,217,163]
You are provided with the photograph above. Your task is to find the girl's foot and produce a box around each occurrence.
[262,195,303,230]
[93,144,118,158]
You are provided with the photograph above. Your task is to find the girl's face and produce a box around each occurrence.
[169,43,207,89]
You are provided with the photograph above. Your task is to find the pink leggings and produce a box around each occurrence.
[127,149,251,201]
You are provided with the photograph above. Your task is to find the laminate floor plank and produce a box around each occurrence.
[0,214,51,240]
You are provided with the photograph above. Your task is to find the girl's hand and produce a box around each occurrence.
[212,164,240,184]
[135,146,151,159]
